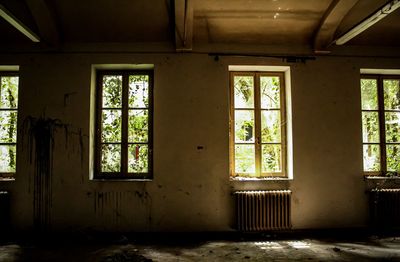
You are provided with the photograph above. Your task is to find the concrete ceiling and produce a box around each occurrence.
[0,0,399,52]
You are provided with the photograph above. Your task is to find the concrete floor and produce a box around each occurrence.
[1,233,400,261]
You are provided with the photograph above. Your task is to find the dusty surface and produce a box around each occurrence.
[1,235,400,261]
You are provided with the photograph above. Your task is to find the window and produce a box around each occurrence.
[95,71,153,179]
[361,75,400,175]
[230,72,287,178]
[0,73,19,179]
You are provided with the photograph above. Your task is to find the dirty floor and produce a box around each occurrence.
[1,234,400,261]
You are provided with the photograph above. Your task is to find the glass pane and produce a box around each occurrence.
[234,145,255,173]
[383,79,400,110]
[102,75,122,108]
[0,76,18,109]
[102,110,121,142]
[360,79,378,110]
[0,111,17,143]
[128,144,148,173]
[385,112,400,143]
[234,76,254,108]
[101,144,121,172]
[129,75,149,108]
[363,144,380,172]
[0,145,16,173]
[262,144,282,173]
[234,110,254,143]
[386,145,400,172]
[261,110,281,143]
[260,76,280,109]
[129,110,148,143]
[362,112,380,143]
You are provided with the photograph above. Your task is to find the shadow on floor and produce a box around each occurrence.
[1,230,400,261]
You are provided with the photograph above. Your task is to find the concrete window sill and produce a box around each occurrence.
[0,178,15,182]
[230,177,293,182]
[365,176,400,180]
[90,179,152,182]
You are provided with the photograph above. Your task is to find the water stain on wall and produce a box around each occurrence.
[23,116,85,231]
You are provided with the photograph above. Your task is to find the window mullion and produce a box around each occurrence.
[121,73,129,175]
[254,73,261,177]
[377,76,387,173]
[96,73,104,174]
[229,72,235,176]
[279,74,286,176]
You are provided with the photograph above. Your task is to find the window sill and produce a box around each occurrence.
[230,177,292,182]
[365,176,400,180]
[0,178,15,182]
[91,178,152,182]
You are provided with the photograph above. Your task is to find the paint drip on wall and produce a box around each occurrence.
[24,116,84,231]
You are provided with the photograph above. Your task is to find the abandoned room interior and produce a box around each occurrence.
[1,0,400,261]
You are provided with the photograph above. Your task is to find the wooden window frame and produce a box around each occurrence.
[0,72,19,180]
[361,74,400,176]
[229,72,287,178]
[95,70,153,179]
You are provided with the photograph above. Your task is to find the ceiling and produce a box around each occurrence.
[0,0,399,53]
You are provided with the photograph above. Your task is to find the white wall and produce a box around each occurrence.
[0,51,399,232]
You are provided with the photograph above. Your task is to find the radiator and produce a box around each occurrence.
[0,191,10,228]
[370,189,400,227]
[234,190,291,231]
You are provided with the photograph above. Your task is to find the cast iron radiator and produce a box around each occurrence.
[234,190,291,231]
[370,188,400,227]
[0,191,10,229]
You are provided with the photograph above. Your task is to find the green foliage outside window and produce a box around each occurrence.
[361,77,400,175]
[232,73,285,177]
[98,72,151,177]
[0,76,18,174]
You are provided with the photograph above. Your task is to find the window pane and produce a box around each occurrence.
[261,110,281,143]
[102,75,122,108]
[262,144,282,173]
[0,111,17,143]
[234,110,254,143]
[361,79,378,110]
[102,110,121,142]
[101,144,121,172]
[362,112,380,143]
[0,76,18,109]
[383,79,400,110]
[128,144,148,173]
[128,110,148,143]
[234,76,254,108]
[129,75,149,108]
[0,145,16,173]
[260,76,280,109]
[363,144,380,172]
[385,112,400,143]
[235,145,255,173]
[386,145,400,172]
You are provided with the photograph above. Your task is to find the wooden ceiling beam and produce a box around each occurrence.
[174,0,193,51]
[0,2,40,42]
[313,0,359,53]
[25,0,60,46]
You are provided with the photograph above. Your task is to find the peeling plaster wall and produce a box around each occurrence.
[0,51,399,232]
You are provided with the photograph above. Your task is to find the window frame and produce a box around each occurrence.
[94,70,153,180]
[0,72,19,180]
[361,74,400,176]
[229,71,287,178]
